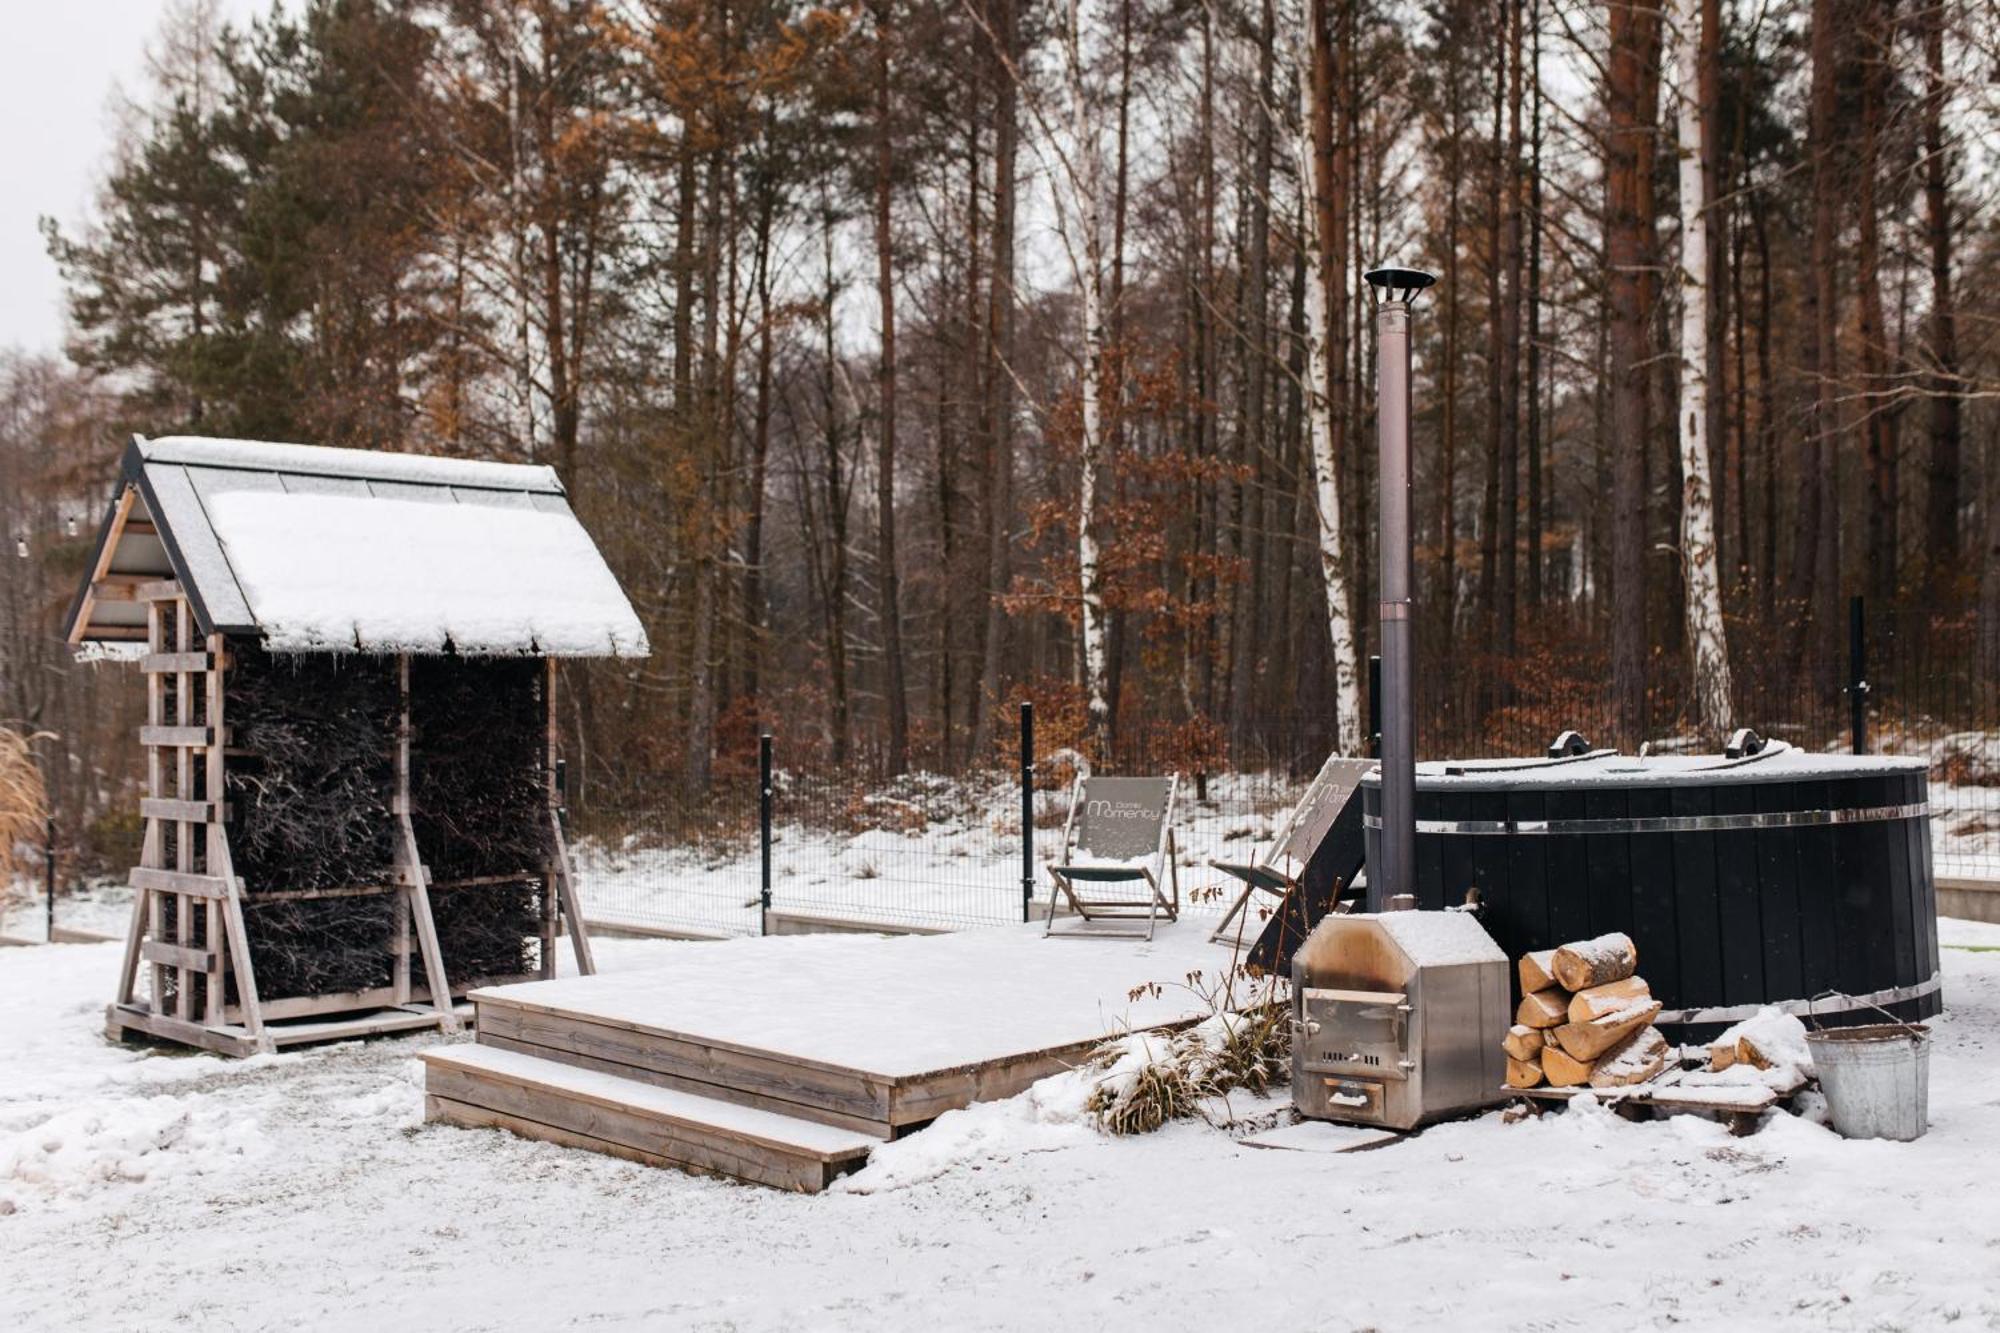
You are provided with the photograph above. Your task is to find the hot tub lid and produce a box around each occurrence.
[1360,743,1927,792]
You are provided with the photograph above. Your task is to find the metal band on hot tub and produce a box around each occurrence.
[1362,801,1930,836]
[1654,973,1943,1026]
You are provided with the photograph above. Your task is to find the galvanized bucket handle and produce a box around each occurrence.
[1806,989,1929,1042]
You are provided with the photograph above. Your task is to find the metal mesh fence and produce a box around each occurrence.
[564,600,2000,939]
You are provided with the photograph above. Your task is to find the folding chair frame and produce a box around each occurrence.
[1044,773,1181,941]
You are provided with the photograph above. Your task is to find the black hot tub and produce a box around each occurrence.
[1360,743,1940,1033]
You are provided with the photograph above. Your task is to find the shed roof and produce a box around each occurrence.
[65,436,649,658]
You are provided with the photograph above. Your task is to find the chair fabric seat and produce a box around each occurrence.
[1210,862,1294,895]
[1053,863,1152,883]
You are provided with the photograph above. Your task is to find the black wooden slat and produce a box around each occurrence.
[1544,787,1592,945]
[1415,790,1445,911]
[1506,790,1549,950]
[1711,782,1765,1006]
[1883,774,1918,988]
[1437,788,1477,923]
[1752,780,1806,1004]
[1625,786,1681,1012]
[1582,786,1631,942]
[1830,777,1887,998]
[1792,779,1840,997]
[1469,791,1513,958]
[1670,783,1723,1011]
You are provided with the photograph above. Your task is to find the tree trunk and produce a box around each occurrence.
[873,2,910,774]
[1670,0,1735,732]
[1607,0,1661,742]
[1857,0,1896,610]
[1919,0,1961,592]
[1795,0,1842,666]
[1300,0,1363,754]
[973,0,1018,758]
[1063,0,1113,749]
[1498,0,1523,653]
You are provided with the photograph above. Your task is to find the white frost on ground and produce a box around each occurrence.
[4,928,2000,1329]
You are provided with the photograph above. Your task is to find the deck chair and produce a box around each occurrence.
[1044,774,1181,940]
[1211,755,1374,945]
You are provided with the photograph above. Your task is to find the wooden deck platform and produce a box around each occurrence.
[424,919,1244,1190]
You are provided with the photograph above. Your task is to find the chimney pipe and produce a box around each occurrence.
[1363,265,1436,908]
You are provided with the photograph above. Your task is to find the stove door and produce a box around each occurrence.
[1299,987,1412,1081]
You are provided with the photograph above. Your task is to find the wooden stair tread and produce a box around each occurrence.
[424,1043,881,1163]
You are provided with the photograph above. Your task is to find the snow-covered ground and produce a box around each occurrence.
[4,921,2000,1330]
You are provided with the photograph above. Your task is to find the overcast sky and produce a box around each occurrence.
[0,2,263,357]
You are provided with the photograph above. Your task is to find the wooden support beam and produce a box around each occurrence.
[136,579,185,602]
[88,626,153,642]
[140,651,216,675]
[396,654,460,1034]
[142,940,217,973]
[129,867,233,899]
[549,809,596,977]
[68,487,137,646]
[140,725,224,748]
[140,797,226,824]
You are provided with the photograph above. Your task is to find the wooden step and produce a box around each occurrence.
[422,1043,878,1193]
[473,998,898,1137]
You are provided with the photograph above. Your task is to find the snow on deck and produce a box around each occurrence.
[473,920,1246,1079]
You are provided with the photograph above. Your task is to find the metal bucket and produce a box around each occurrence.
[1804,1023,1931,1142]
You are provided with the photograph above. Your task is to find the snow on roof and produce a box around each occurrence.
[64,436,647,657]
[139,435,562,492]
[207,490,646,655]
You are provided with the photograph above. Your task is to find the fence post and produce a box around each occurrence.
[1020,701,1035,923]
[45,814,55,944]
[759,733,774,936]
[1848,595,1869,756]
[1368,655,1383,759]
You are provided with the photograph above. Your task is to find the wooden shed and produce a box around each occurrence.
[65,436,648,1055]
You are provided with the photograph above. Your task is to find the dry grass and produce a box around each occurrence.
[0,728,51,879]
[1084,984,1292,1136]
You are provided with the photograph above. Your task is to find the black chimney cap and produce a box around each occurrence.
[1363,266,1438,300]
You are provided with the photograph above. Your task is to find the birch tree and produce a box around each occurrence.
[1295,0,1363,756]
[1058,0,1112,746]
[1669,0,1734,731]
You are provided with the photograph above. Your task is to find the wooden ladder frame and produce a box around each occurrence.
[107,585,277,1055]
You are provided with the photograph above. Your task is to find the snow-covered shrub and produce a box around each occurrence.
[1084,1000,1289,1135]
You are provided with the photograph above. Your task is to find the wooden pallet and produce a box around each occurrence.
[1508,1063,1809,1136]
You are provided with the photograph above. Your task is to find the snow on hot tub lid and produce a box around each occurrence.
[1360,743,1927,790]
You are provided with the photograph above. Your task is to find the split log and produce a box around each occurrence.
[1541,1044,1594,1087]
[1551,932,1639,992]
[1506,1056,1545,1089]
[1568,975,1653,1024]
[1518,948,1559,995]
[1589,1026,1670,1088]
[1707,1039,1738,1072]
[1501,1024,1545,1062]
[1516,988,1570,1030]
[1553,999,1663,1061]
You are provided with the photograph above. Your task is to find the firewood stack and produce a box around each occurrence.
[1501,932,1671,1092]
